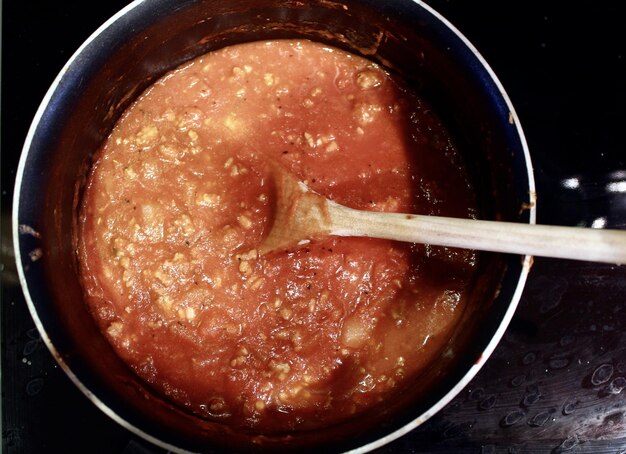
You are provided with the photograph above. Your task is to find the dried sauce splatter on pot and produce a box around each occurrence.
[77,40,478,432]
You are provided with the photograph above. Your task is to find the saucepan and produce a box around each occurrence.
[13,0,534,451]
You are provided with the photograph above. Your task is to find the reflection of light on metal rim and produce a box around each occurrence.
[561,177,580,189]
[609,170,626,179]
[591,217,607,229]
[606,181,626,193]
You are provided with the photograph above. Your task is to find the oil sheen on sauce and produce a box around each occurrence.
[78,40,478,432]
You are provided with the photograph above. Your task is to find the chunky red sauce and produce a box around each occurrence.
[78,40,478,432]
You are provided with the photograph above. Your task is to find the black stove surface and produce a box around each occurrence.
[2,1,625,453]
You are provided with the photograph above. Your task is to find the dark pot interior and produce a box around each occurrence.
[14,0,533,452]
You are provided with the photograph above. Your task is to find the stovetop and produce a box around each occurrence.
[2,1,625,453]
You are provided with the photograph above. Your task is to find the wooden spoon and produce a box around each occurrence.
[259,169,626,264]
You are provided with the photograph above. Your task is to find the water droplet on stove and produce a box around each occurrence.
[26,328,41,340]
[528,410,551,427]
[562,397,579,415]
[523,392,542,406]
[553,435,578,452]
[468,387,485,402]
[604,376,626,395]
[602,412,623,427]
[522,352,537,365]
[442,422,471,438]
[25,378,44,396]
[479,394,497,410]
[511,374,525,387]
[22,339,40,356]
[522,384,542,406]
[559,335,575,347]
[549,357,569,369]
[501,409,525,427]
[591,363,614,386]
[526,383,539,394]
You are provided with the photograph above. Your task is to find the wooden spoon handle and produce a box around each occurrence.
[328,202,626,264]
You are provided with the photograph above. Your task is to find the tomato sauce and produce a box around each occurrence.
[78,40,478,432]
